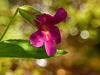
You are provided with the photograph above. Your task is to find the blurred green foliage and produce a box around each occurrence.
[0,0,100,75]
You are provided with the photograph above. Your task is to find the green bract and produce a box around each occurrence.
[18,6,42,28]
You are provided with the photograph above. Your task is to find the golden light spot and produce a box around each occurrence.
[56,69,66,75]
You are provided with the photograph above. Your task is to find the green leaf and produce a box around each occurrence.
[18,5,42,28]
[0,40,68,59]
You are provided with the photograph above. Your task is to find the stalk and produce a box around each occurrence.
[0,8,19,41]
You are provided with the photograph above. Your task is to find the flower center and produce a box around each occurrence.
[41,25,50,40]
[41,25,47,32]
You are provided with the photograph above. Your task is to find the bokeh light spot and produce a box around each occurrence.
[36,59,47,67]
[80,30,89,39]
[70,27,78,36]
[57,69,66,75]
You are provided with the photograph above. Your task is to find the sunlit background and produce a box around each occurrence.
[0,0,100,75]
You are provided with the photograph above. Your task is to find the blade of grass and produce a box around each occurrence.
[0,8,19,41]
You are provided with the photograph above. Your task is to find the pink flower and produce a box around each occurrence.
[30,8,67,56]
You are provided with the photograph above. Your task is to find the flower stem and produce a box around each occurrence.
[0,8,19,41]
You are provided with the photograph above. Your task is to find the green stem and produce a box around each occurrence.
[0,8,19,41]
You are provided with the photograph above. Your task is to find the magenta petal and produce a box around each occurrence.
[36,15,46,25]
[42,14,53,22]
[33,20,41,28]
[47,24,61,44]
[45,36,56,56]
[40,16,46,24]
[51,8,67,24]
[51,26,61,44]
[36,15,42,21]
[29,30,45,47]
